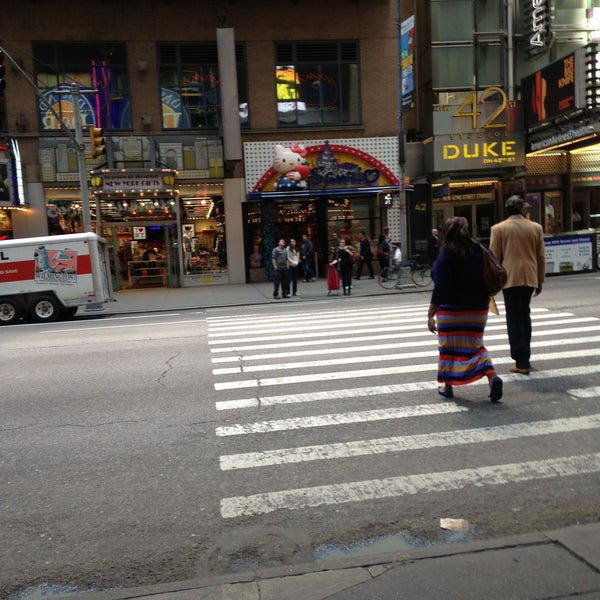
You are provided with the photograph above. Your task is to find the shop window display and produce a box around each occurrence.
[0,209,13,239]
[544,191,562,234]
[46,200,83,235]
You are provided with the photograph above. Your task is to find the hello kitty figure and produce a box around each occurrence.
[273,144,311,190]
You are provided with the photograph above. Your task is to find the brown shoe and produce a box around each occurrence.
[510,366,530,375]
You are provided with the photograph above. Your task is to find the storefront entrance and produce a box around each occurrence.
[104,223,180,291]
[243,194,385,282]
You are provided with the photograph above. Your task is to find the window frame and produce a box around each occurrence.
[158,42,249,131]
[275,40,361,128]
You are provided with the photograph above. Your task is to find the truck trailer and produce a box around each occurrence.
[0,232,114,325]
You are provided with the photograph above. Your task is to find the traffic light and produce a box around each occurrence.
[89,126,105,158]
[0,51,6,90]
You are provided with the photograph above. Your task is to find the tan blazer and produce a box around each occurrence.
[490,215,545,289]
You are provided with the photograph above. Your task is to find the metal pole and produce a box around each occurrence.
[506,0,515,101]
[70,84,93,232]
[397,0,408,256]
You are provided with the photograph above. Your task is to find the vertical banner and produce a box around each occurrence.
[401,15,415,110]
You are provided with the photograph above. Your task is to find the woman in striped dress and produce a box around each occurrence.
[427,217,503,403]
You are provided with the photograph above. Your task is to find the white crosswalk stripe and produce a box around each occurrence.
[219,415,600,470]
[220,453,600,518]
[207,302,600,518]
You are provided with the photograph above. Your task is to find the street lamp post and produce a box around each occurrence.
[396,0,408,257]
[70,84,93,232]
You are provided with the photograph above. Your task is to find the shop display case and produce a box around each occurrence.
[127,261,167,287]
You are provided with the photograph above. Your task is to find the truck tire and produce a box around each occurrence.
[29,295,60,323]
[0,297,22,325]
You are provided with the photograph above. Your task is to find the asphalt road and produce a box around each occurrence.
[2,274,599,598]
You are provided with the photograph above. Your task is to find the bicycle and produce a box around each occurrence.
[377,259,401,289]
[407,254,432,287]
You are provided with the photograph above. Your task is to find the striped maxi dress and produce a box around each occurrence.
[431,246,497,388]
[436,306,496,386]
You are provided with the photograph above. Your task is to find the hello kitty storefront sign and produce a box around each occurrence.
[254,141,397,194]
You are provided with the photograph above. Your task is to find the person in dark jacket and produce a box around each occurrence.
[354,230,374,279]
[427,228,439,265]
[427,217,502,402]
[377,234,390,278]
[330,237,355,295]
[300,234,315,282]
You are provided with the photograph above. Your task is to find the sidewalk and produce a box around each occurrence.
[98,273,423,316]
[75,278,600,599]
[63,524,600,599]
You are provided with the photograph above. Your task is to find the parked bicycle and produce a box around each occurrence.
[407,254,432,287]
[377,253,432,289]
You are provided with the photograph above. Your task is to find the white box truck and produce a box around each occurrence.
[0,232,114,325]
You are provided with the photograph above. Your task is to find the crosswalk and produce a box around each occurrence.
[206,301,600,519]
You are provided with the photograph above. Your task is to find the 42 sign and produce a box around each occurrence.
[452,86,516,130]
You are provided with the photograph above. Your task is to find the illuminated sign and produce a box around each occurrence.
[524,0,554,60]
[431,86,525,170]
[253,142,398,193]
[521,50,584,130]
[90,169,177,194]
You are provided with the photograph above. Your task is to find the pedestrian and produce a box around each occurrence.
[330,236,355,295]
[300,234,315,282]
[329,231,340,260]
[377,233,390,278]
[427,228,439,265]
[271,238,290,299]
[287,237,301,296]
[354,230,374,280]
[490,195,546,375]
[392,242,403,289]
[427,216,503,403]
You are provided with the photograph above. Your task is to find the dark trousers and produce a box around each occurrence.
[340,264,353,290]
[302,257,314,280]
[355,256,374,278]
[502,286,535,369]
[289,265,298,294]
[273,267,289,296]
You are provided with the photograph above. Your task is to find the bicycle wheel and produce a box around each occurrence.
[378,268,398,289]
[411,265,432,287]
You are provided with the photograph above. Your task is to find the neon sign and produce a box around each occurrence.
[524,0,554,60]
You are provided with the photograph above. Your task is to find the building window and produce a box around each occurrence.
[431,0,503,90]
[33,42,131,130]
[275,41,360,127]
[158,42,248,130]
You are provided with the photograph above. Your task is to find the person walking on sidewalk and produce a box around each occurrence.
[392,242,403,289]
[300,234,315,282]
[287,237,301,296]
[330,236,355,295]
[272,238,290,299]
[377,233,390,277]
[428,217,503,403]
[354,230,374,280]
[490,194,545,375]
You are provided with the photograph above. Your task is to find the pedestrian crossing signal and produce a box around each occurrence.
[89,127,105,158]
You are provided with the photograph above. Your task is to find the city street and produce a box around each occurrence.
[1,274,599,598]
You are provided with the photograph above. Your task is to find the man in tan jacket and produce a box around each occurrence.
[490,195,546,375]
